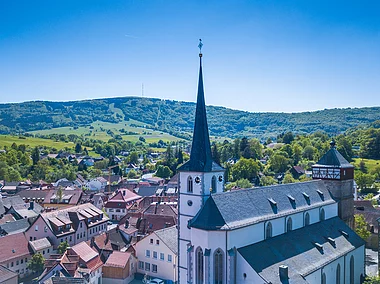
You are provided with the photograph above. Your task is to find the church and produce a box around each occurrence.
[177,45,365,284]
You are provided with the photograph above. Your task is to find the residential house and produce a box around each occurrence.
[18,189,50,204]
[135,226,178,282]
[0,232,53,278]
[354,200,380,249]
[68,241,103,284]
[86,177,108,191]
[24,203,109,249]
[92,193,105,210]
[134,186,161,197]
[102,251,136,284]
[74,174,87,189]
[125,163,138,174]
[105,189,141,221]
[0,265,18,284]
[291,165,306,179]
[0,218,35,236]
[86,227,130,261]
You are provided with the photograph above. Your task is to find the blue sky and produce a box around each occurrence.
[0,0,379,112]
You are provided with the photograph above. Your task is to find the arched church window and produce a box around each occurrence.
[305,212,310,226]
[322,273,326,284]
[214,248,223,284]
[266,222,272,239]
[350,255,354,284]
[188,176,193,193]
[320,208,325,221]
[195,247,204,284]
[286,217,292,232]
[211,176,217,193]
[336,263,341,284]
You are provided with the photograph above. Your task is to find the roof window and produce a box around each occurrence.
[302,192,311,205]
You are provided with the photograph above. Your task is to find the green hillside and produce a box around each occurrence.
[0,97,379,139]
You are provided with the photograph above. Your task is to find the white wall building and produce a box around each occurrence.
[135,226,178,282]
[177,47,365,284]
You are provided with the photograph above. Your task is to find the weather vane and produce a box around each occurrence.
[198,39,203,54]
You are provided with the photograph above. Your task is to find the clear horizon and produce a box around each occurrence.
[1,0,379,113]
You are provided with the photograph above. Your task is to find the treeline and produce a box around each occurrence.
[1,97,380,139]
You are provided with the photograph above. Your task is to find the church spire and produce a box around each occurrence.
[187,39,213,172]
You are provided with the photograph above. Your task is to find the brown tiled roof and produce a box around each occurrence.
[0,232,30,263]
[43,189,83,205]
[70,242,98,263]
[0,214,16,225]
[104,251,131,268]
[0,265,18,282]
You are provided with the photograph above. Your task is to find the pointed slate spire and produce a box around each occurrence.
[188,40,213,172]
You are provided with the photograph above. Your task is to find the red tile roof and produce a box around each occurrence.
[0,233,30,263]
[104,251,131,268]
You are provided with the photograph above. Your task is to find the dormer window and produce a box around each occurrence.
[302,192,310,205]
[317,190,324,201]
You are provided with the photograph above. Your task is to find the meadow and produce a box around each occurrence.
[0,135,75,149]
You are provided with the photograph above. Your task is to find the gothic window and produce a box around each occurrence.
[320,208,325,221]
[188,176,193,193]
[211,176,217,193]
[305,212,310,226]
[266,222,272,239]
[195,247,204,284]
[336,264,341,284]
[322,273,326,284]
[286,217,292,232]
[214,248,223,284]
[350,255,354,284]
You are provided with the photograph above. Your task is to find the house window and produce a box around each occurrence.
[195,247,204,284]
[152,264,157,273]
[48,249,50,253]
[214,248,224,284]
[145,262,150,271]
[70,236,72,242]
[60,238,63,242]
[160,253,165,260]
[30,237,32,241]
[150,239,153,244]
[336,264,341,284]
[11,262,13,267]
[80,223,83,228]
[286,217,292,232]
[187,176,193,193]
[153,251,158,259]
[320,208,325,221]
[266,222,272,239]
[43,250,45,255]
[156,240,159,245]
[77,234,80,239]
[305,212,310,226]
[138,261,144,269]
[34,237,36,240]
[44,226,48,232]
[21,259,23,264]
[25,258,27,262]
[350,255,354,284]
[211,176,217,193]
[168,254,172,262]
[146,250,150,258]
[35,225,38,231]
[16,260,19,265]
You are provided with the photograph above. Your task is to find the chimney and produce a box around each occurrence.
[279,265,288,281]
[29,201,34,210]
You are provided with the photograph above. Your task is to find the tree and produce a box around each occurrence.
[359,160,367,173]
[283,173,296,184]
[31,146,40,165]
[7,167,21,182]
[336,136,353,162]
[27,253,45,273]
[57,187,63,203]
[177,148,184,165]
[354,214,371,241]
[75,143,82,153]
[57,240,69,254]
[356,172,375,191]
[364,276,380,284]
[129,151,139,164]
[282,132,294,144]
[269,154,290,173]
[260,176,277,186]
[302,145,316,160]
[211,143,221,165]
[127,169,138,179]
[236,178,252,188]
[230,158,260,182]
[155,165,172,179]
[292,144,302,165]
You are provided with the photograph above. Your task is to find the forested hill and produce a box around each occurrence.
[0,97,379,139]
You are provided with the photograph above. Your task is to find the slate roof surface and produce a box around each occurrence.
[18,189,50,200]
[136,186,160,197]
[0,265,18,282]
[0,217,33,235]
[104,251,131,268]
[155,225,178,254]
[191,180,335,230]
[1,195,24,209]
[314,146,354,168]
[238,217,365,284]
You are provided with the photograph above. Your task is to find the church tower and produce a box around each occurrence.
[312,140,355,227]
[177,41,225,283]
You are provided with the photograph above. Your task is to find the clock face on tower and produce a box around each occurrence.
[195,176,201,184]
[218,175,223,182]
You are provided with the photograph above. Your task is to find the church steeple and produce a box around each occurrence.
[187,40,213,172]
